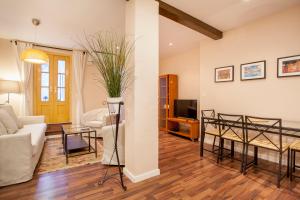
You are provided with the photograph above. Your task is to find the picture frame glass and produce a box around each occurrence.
[241,61,265,80]
[215,66,233,82]
[278,55,300,77]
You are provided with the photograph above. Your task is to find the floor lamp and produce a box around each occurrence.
[0,80,20,104]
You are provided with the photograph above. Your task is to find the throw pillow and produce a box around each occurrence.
[105,114,117,126]
[0,121,8,136]
[0,109,18,134]
[0,104,23,128]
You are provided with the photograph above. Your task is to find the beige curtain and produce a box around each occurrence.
[72,50,88,124]
[12,41,33,116]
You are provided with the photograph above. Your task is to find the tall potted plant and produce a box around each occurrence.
[82,32,133,110]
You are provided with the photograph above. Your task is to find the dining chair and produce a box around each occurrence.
[200,109,219,157]
[244,116,290,188]
[289,140,300,181]
[217,113,245,172]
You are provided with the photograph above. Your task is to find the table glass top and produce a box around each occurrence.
[62,124,95,134]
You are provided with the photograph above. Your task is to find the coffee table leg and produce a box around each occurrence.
[65,134,68,164]
[88,132,91,152]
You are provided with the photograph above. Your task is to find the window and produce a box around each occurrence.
[57,60,66,101]
[40,64,49,101]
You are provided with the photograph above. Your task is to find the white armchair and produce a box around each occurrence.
[101,121,125,165]
[81,108,109,137]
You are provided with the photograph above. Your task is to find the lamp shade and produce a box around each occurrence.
[21,48,49,64]
[0,80,20,93]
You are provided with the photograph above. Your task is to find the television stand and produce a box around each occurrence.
[167,117,199,142]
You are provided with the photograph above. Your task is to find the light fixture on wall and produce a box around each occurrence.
[0,80,20,104]
[21,18,49,64]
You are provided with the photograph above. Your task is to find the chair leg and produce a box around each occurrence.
[290,149,294,181]
[254,146,258,166]
[287,149,290,178]
[243,144,248,175]
[240,142,245,173]
[231,141,235,159]
[277,152,282,188]
[217,137,222,163]
[293,150,296,172]
[220,138,224,161]
[212,136,216,153]
[200,132,205,157]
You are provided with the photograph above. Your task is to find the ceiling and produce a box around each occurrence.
[162,0,300,31]
[159,0,300,59]
[0,0,125,49]
[0,0,299,59]
[159,16,205,59]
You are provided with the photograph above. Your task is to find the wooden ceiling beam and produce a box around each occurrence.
[157,0,223,40]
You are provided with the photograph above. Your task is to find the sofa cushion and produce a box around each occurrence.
[0,121,7,135]
[17,123,46,156]
[85,121,104,128]
[0,105,23,128]
[0,109,18,134]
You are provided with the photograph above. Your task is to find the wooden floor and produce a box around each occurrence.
[1,133,300,199]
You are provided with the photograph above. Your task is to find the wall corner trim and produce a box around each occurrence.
[123,168,160,183]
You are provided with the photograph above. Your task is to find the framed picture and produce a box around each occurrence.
[215,66,234,82]
[240,60,266,81]
[277,55,300,78]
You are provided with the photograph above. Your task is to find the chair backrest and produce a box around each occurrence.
[245,116,282,150]
[218,113,244,141]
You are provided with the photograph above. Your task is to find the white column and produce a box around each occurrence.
[124,0,160,182]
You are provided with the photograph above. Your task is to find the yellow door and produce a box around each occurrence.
[34,53,71,123]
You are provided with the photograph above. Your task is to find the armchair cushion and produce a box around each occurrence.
[0,104,23,128]
[0,109,18,134]
[82,108,109,124]
[0,121,7,135]
[85,121,104,128]
[96,109,109,121]
[18,116,45,125]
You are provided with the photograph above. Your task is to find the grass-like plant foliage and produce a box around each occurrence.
[82,32,133,97]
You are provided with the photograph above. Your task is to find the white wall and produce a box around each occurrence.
[160,47,200,117]
[0,39,21,114]
[200,6,300,123]
[82,63,107,112]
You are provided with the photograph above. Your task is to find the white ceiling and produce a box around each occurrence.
[0,0,299,59]
[159,16,205,59]
[0,0,125,49]
[159,0,300,59]
[162,0,300,31]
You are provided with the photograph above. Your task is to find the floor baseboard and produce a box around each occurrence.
[123,168,160,183]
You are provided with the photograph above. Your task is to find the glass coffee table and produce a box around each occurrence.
[62,124,97,164]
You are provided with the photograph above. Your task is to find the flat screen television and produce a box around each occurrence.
[174,99,197,119]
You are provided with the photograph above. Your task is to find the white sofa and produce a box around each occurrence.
[101,121,125,165]
[0,115,46,187]
[81,108,109,137]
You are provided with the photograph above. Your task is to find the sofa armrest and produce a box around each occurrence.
[18,116,45,125]
[0,132,33,186]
